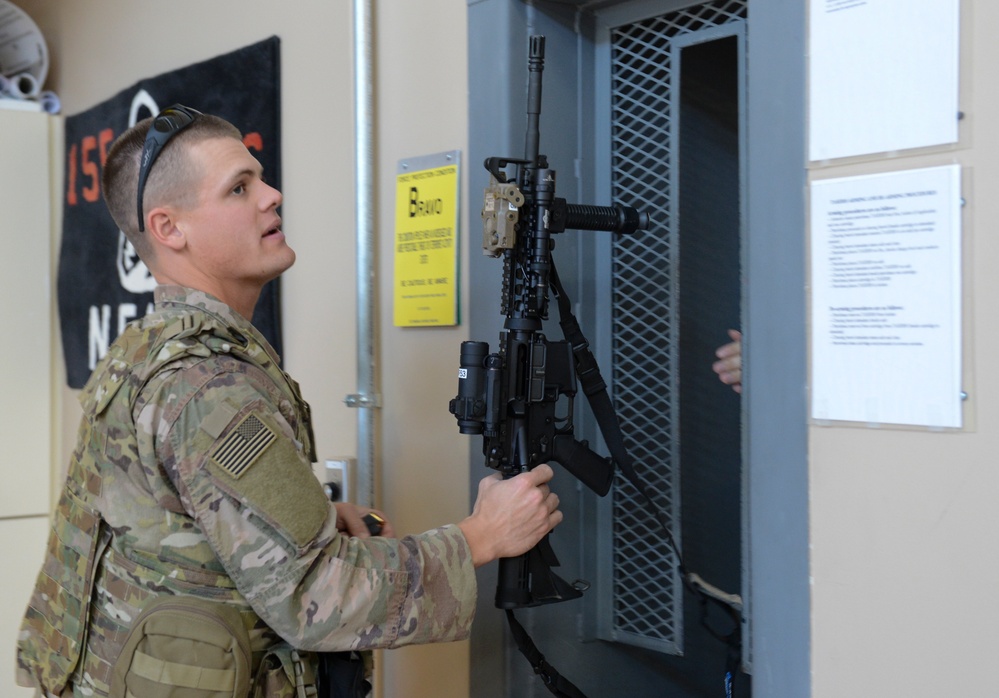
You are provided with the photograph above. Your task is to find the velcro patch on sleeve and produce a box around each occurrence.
[210,413,276,479]
[200,400,239,439]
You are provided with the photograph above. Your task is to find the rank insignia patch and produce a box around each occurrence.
[212,413,276,478]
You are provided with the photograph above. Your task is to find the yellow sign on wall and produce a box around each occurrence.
[393,150,460,326]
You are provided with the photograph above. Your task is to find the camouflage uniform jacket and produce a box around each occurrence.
[17,285,477,697]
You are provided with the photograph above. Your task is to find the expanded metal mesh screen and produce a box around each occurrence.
[608,0,747,653]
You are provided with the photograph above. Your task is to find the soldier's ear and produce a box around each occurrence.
[146,207,187,252]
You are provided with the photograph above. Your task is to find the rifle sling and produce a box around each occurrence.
[549,262,667,536]
[549,260,744,696]
[505,610,588,698]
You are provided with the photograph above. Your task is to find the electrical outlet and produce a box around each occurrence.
[321,458,355,502]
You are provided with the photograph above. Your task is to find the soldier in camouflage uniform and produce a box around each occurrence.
[17,106,563,698]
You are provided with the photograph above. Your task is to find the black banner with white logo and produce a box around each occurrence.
[58,37,283,388]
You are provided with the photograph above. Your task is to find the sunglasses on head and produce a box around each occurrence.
[136,104,201,232]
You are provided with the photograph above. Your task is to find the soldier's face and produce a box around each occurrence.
[174,137,294,291]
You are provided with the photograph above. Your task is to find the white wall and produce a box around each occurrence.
[15,1,471,696]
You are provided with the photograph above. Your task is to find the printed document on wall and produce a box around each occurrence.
[809,0,959,161]
[811,165,962,428]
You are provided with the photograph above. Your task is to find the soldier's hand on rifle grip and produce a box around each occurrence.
[458,464,563,568]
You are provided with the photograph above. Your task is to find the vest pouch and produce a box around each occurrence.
[110,596,251,698]
[252,643,318,698]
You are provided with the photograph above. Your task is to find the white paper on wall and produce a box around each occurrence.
[809,0,960,161]
[810,164,963,428]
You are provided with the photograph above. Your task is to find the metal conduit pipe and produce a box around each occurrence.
[348,0,380,508]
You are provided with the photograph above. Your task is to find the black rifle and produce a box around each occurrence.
[451,36,748,698]
[449,35,649,611]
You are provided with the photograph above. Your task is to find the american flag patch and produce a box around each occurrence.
[212,413,276,478]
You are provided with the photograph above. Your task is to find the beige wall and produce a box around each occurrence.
[807,1,999,696]
[16,0,471,695]
[373,4,472,696]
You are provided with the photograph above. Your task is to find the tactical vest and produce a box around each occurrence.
[17,305,318,698]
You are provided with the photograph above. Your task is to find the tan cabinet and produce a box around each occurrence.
[0,108,57,696]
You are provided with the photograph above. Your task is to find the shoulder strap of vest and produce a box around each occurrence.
[82,306,316,460]
[192,313,317,462]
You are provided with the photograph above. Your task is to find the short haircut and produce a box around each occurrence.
[102,112,242,264]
